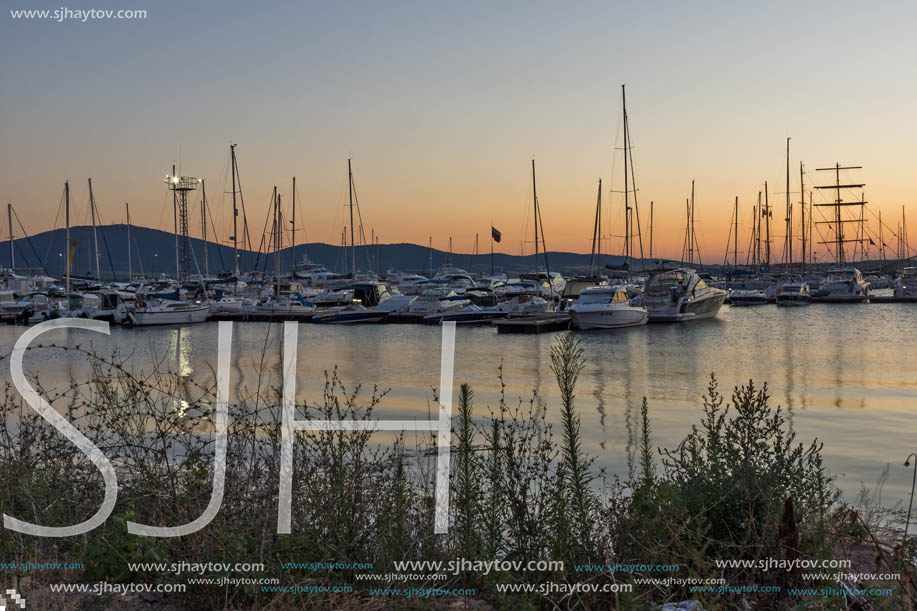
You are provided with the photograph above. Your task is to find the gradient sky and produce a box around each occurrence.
[2,0,916,263]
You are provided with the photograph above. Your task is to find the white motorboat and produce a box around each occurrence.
[893,267,917,299]
[729,289,769,307]
[497,294,551,315]
[252,296,315,317]
[118,299,210,326]
[642,268,726,322]
[568,285,648,330]
[81,290,123,321]
[815,268,869,302]
[775,281,812,307]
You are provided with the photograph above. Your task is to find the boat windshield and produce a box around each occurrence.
[576,291,612,305]
[646,271,690,294]
[826,271,854,282]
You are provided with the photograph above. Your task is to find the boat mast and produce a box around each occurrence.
[348,159,356,277]
[623,86,631,279]
[532,159,539,280]
[879,210,885,263]
[172,164,179,282]
[88,178,101,281]
[291,176,296,271]
[589,178,601,277]
[649,201,654,260]
[230,144,239,276]
[200,179,208,277]
[126,202,132,279]
[65,181,71,294]
[814,163,865,266]
[800,162,806,273]
[756,191,762,273]
[733,196,739,270]
[7,203,13,271]
[272,186,280,297]
[764,181,771,268]
[784,138,792,268]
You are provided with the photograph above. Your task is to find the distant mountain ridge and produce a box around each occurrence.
[0,224,630,280]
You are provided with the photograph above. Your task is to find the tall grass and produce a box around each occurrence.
[0,335,912,610]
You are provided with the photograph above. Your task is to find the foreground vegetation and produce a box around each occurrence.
[1,333,914,609]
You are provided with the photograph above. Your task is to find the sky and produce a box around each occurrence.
[2,0,916,263]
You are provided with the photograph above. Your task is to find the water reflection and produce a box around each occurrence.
[1,303,915,506]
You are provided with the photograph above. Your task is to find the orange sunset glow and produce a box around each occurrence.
[2,1,916,263]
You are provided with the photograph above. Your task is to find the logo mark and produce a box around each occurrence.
[0,588,25,610]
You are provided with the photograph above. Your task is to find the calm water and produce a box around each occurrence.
[2,303,916,507]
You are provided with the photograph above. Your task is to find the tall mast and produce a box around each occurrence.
[172,164,179,282]
[879,210,884,262]
[589,178,602,276]
[733,196,739,270]
[230,144,239,276]
[800,162,806,273]
[7,203,13,271]
[65,181,71,294]
[597,178,602,272]
[814,163,865,266]
[623,85,631,275]
[88,178,101,281]
[291,176,296,271]
[348,158,356,277]
[271,187,280,297]
[785,138,792,267]
[649,201,654,260]
[764,181,771,267]
[200,179,208,277]
[532,158,539,278]
[126,202,132,279]
[756,191,762,272]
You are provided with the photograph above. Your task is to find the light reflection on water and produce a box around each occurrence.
[2,302,915,507]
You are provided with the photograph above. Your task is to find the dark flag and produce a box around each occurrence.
[491,226,502,243]
[869,237,876,246]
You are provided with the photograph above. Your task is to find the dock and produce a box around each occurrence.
[492,312,571,334]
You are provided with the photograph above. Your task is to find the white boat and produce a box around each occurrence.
[119,299,210,326]
[568,285,648,330]
[729,289,769,307]
[893,267,917,299]
[252,296,315,317]
[497,294,551,315]
[642,268,726,322]
[210,295,254,314]
[815,268,869,302]
[81,290,123,321]
[776,281,812,307]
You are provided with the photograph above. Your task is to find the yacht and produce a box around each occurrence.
[519,271,566,296]
[775,281,812,307]
[118,299,210,326]
[312,295,415,324]
[642,268,726,322]
[252,295,315,317]
[568,285,648,330]
[729,289,769,307]
[815,268,869,302]
[893,267,917,299]
[81,290,123,321]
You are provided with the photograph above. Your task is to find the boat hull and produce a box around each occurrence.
[569,307,647,330]
[312,312,388,324]
[776,296,812,307]
[130,306,210,326]
[645,291,725,322]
